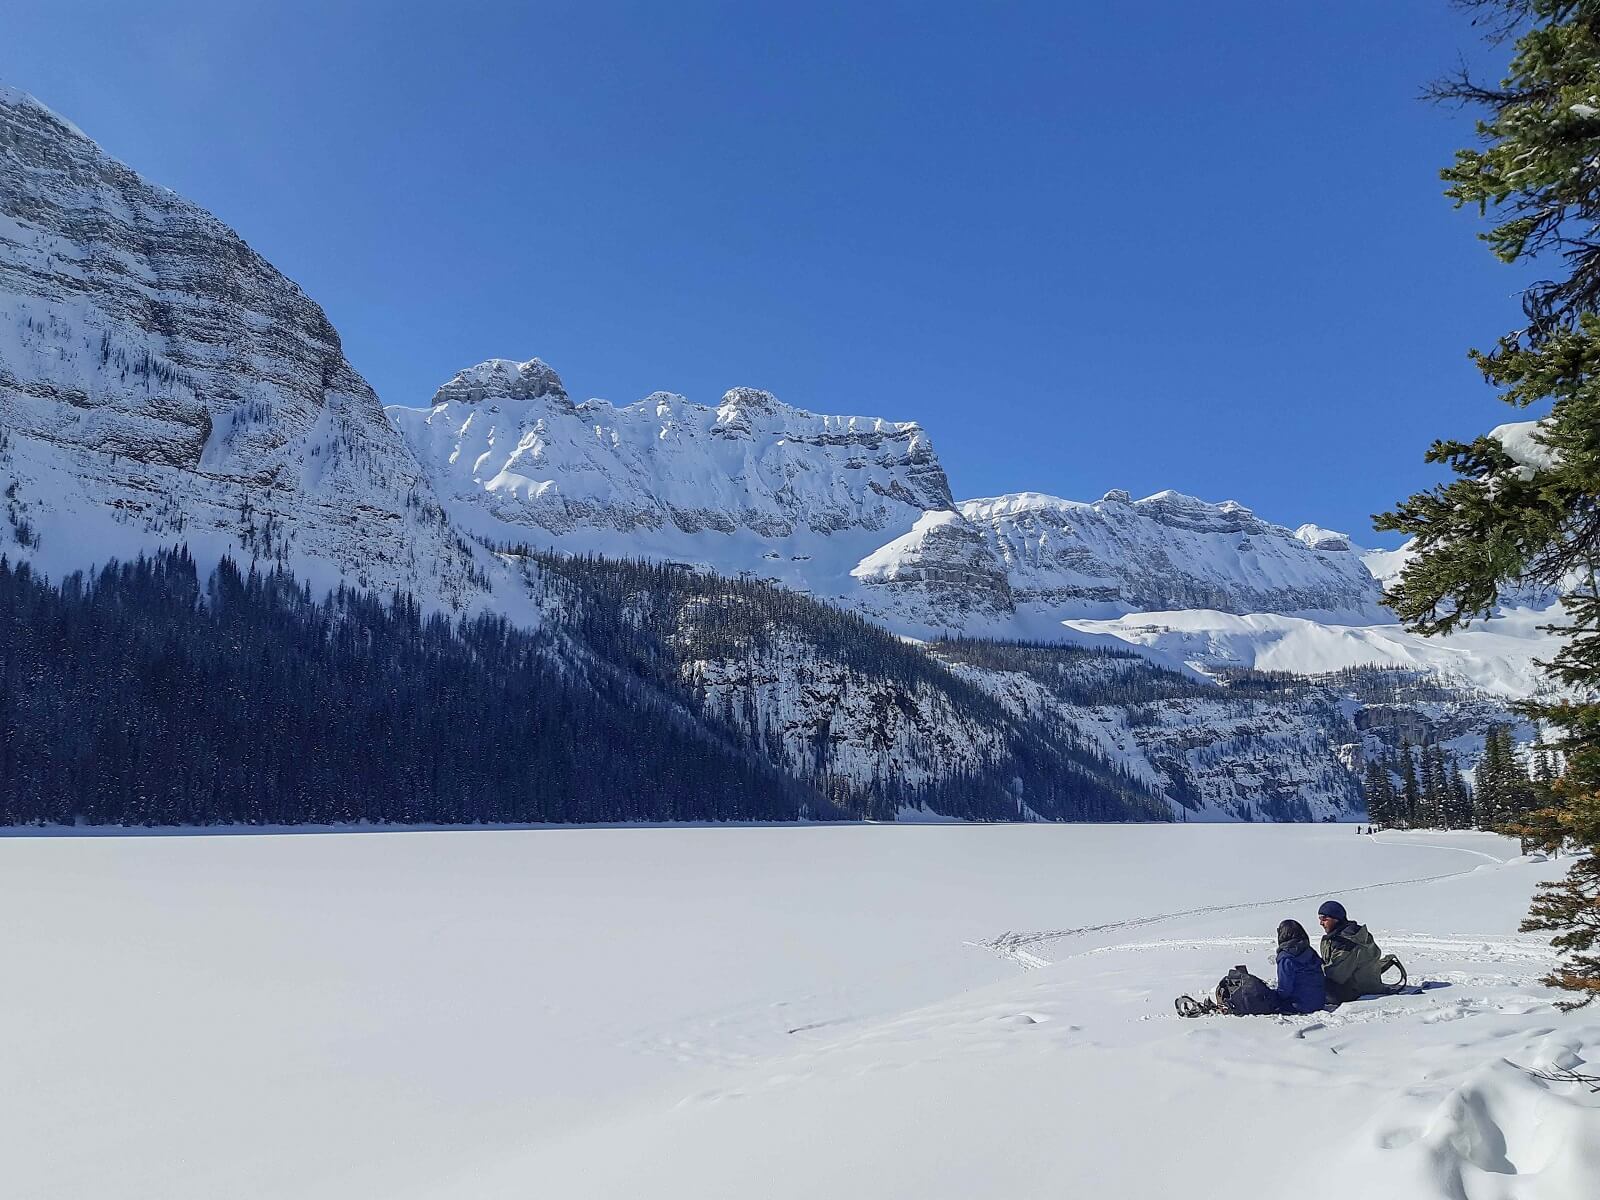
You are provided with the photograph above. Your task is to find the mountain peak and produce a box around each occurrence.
[430,357,569,407]
[1134,489,1250,517]
[719,386,784,415]
[0,83,88,141]
[1295,523,1353,553]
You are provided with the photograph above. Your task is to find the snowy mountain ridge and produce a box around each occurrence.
[394,350,1555,722]
[392,356,1391,635]
[956,487,1384,623]
[388,356,1019,630]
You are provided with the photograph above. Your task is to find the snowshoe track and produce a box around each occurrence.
[969,843,1509,969]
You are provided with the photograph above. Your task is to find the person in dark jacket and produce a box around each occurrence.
[1316,900,1389,1001]
[1271,919,1326,1014]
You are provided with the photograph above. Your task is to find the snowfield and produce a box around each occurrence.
[1066,605,1561,698]
[2,826,1593,1199]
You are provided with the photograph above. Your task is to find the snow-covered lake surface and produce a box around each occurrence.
[3,825,1595,1198]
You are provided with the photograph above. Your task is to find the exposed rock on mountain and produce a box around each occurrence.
[1295,523,1353,553]
[390,357,1007,627]
[956,490,1385,622]
[849,510,1014,626]
[0,86,484,604]
[392,358,953,543]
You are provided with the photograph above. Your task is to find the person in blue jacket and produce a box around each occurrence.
[1271,919,1326,1014]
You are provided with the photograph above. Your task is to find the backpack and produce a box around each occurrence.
[1214,965,1279,1016]
[1376,954,1408,993]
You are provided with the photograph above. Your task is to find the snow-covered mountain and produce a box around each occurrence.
[390,357,1016,629]
[0,85,488,607]
[1062,606,1558,700]
[386,350,1555,805]
[390,356,1393,635]
[957,489,1384,622]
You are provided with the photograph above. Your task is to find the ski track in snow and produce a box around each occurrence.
[970,835,1511,968]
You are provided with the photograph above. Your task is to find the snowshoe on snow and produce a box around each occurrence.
[1174,994,1220,1018]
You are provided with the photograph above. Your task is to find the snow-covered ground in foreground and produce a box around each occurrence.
[1,826,1593,1199]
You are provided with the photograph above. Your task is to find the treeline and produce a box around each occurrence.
[1360,723,1556,832]
[0,548,1170,827]
[521,551,1170,823]
[0,549,819,826]
[1213,664,1460,705]
[930,638,1215,706]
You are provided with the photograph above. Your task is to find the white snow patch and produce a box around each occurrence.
[1066,606,1564,698]
[1489,418,1560,480]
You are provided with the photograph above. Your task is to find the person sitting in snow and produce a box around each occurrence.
[1271,919,1326,1014]
[1316,900,1390,1002]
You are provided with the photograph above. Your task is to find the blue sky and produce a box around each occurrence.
[4,2,1523,541]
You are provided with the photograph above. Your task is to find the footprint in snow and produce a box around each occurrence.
[992,1012,1049,1027]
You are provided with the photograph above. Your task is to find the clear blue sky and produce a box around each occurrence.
[4,2,1525,541]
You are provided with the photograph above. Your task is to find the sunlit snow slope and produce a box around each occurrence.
[1065,606,1559,699]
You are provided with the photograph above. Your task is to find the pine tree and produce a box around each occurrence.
[1363,758,1397,827]
[1419,742,1448,828]
[1445,750,1475,829]
[1379,0,1600,1007]
[1475,724,1506,828]
[1398,741,1421,828]
[1501,732,1538,829]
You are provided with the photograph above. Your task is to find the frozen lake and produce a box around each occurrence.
[2,824,1594,1198]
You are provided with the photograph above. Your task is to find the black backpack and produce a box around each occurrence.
[1215,965,1279,1016]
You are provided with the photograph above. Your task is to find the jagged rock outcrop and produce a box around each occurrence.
[849,510,1014,625]
[0,85,484,604]
[431,357,570,407]
[1295,523,1353,553]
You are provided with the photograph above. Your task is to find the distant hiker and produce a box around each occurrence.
[1316,900,1405,1001]
[1271,919,1326,1014]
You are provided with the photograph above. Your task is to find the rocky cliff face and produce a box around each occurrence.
[957,490,1385,622]
[0,86,484,604]
[932,642,1366,822]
